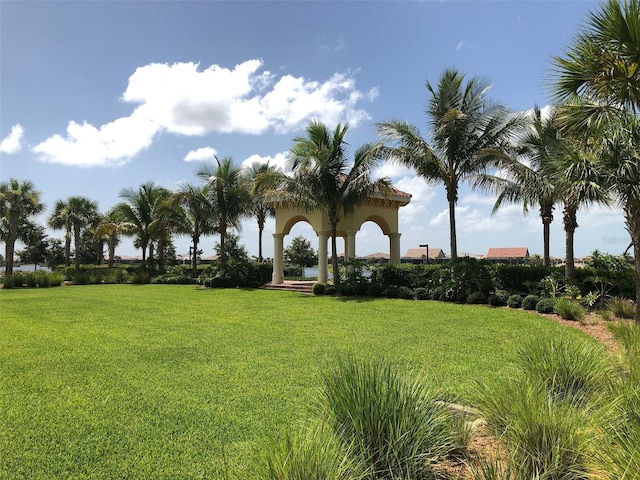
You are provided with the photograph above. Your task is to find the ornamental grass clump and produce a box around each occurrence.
[252,422,367,480]
[609,297,636,320]
[553,298,586,322]
[319,356,455,479]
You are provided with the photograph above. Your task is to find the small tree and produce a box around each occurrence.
[284,236,317,276]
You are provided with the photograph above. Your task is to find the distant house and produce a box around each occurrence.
[485,247,529,265]
[401,247,446,264]
[359,252,390,264]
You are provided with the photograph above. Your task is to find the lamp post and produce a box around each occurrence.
[419,243,429,265]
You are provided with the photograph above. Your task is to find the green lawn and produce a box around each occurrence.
[1,285,592,479]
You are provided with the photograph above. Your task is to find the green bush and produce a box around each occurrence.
[536,297,556,314]
[319,356,455,479]
[367,283,384,297]
[312,283,326,295]
[324,285,337,296]
[507,294,523,309]
[397,286,415,300]
[553,298,586,322]
[384,287,398,299]
[609,297,636,319]
[337,284,355,296]
[522,294,540,311]
[466,291,487,304]
[488,290,510,307]
[414,287,430,300]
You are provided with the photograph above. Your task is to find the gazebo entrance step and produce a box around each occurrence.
[261,281,316,294]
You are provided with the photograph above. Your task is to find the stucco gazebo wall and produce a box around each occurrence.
[271,193,410,284]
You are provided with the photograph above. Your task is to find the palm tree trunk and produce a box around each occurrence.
[447,195,458,260]
[625,203,640,324]
[541,205,554,268]
[108,239,115,270]
[331,223,340,286]
[64,229,71,267]
[192,238,199,277]
[563,206,578,281]
[220,228,227,267]
[73,224,81,275]
[258,222,264,263]
[5,219,17,276]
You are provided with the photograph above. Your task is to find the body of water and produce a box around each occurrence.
[2,264,51,273]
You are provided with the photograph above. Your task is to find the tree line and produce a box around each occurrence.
[1,0,639,319]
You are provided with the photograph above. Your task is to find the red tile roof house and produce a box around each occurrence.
[485,247,530,265]
[401,248,446,264]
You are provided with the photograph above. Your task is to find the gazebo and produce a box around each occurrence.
[270,187,411,284]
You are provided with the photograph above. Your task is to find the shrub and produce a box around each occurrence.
[367,283,384,297]
[609,297,636,320]
[507,294,523,309]
[466,291,487,305]
[397,286,415,300]
[384,287,398,299]
[454,291,468,303]
[312,283,326,295]
[324,285,337,296]
[319,356,455,479]
[337,283,355,296]
[522,294,540,311]
[553,298,586,322]
[607,322,640,380]
[414,287,430,300]
[488,290,510,307]
[536,297,556,314]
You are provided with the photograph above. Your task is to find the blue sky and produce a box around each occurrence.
[1,0,630,260]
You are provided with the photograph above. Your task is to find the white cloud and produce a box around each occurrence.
[184,146,217,162]
[0,124,24,154]
[33,111,158,167]
[33,60,376,167]
[456,40,465,51]
[429,205,513,234]
[394,176,437,223]
[240,151,289,172]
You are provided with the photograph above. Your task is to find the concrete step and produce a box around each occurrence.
[261,281,315,294]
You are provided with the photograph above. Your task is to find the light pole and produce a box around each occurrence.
[419,243,429,265]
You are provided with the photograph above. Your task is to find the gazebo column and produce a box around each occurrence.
[346,230,357,272]
[389,233,401,264]
[317,231,328,283]
[272,233,284,284]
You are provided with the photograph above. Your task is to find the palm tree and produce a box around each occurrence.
[264,121,392,286]
[64,196,100,274]
[196,157,250,267]
[114,182,171,269]
[48,199,73,267]
[377,68,524,259]
[0,179,44,276]
[170,183,216,276]
[246,161,277,262]
[553,0,640,320]
[95,209,133,270]
[475,106,562,267]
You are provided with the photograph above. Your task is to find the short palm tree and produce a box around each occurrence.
[197,157,250,267]
[553,0,640,320]
[265,120,391,286]
[95,209,133,270]
[0,179,44,276]
[48,199,73,267]
[114,182,171,269]
[170,183,217,276]
[377,68,524,259]
[474,106,562,267]
[246,161,277,262]
[65,196,100,274]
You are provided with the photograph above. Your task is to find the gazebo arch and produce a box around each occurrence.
[270,188,411,284]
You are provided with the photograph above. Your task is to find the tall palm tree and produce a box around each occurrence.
[95,209,133,270]
[48,199,73,267]
[170,183,217,276]
[553,0,640,320]
[0,179,44,276]
[196,157,250,267]
[246,161,277,262]
[377,68,524,259]
[264,121,392,286]
[65,196,100,274]
[475,106,562,267]
[114,182,171,269]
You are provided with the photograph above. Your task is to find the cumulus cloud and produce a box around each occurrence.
[33,59,376,167]
[184,146,217,162]
[429,205,513,234]
[240,151,289,172]
[393,176,437,223]
[0,124,24,154]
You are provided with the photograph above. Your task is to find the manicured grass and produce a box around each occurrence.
[1,285,593,479]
